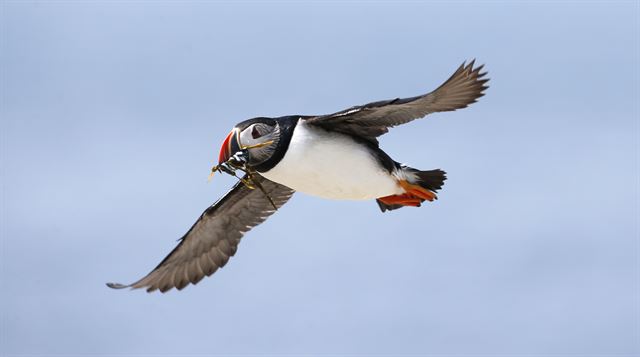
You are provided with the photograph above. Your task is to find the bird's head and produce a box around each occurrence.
[217,117,280,168]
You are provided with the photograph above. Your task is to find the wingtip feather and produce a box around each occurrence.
[106,282,130,290]
[467,58,476,69]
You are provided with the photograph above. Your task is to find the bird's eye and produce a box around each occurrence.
[251,126,262,139]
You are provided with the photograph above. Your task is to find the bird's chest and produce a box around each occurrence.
[260,122,401,200]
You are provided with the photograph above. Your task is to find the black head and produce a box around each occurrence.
[217,117,289,170]
[217,116,301,172]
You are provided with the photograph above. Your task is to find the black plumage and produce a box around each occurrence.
[305,60,488,143]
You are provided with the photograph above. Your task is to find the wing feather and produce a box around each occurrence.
[107,174,295,293]
[304,60,489,142]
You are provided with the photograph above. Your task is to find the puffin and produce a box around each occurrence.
[108,60,489,293]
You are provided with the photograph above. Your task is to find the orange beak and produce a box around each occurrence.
[218,129,240,164]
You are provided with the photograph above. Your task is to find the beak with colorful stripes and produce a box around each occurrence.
[218,128,241,166]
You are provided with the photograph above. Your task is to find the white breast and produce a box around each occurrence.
[260,120,402,200]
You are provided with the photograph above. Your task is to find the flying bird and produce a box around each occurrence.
[107,60,489,293]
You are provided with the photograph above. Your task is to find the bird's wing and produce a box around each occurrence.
[107,174,295,293]
[304,60,489,143]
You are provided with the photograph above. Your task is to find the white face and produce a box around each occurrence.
[236,122,280,165]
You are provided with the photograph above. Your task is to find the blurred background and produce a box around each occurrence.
[1,1,638,355]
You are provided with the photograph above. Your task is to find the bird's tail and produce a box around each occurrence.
[376,167,446,212]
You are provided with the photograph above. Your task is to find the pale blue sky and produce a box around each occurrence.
[1,1,639,355]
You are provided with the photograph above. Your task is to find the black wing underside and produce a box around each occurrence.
[107,175,295,293]
[304,60,489,143]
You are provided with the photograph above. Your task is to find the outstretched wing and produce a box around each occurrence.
[107,175,295,293]
[304,60,489,142]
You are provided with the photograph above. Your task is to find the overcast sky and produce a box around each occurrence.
[2,1,639,355]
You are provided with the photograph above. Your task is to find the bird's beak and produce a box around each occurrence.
[218,128,240,164]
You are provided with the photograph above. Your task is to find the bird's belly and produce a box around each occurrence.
[260,121,402,200]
